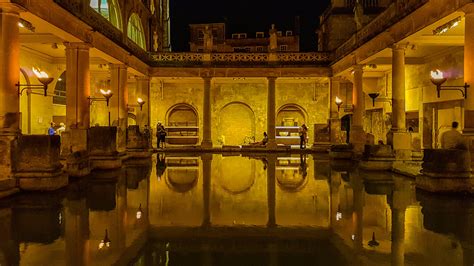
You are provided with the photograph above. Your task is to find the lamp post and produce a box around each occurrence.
[88,89,114,126]
[98,229,111,250]
[16,67,54,96]
[335,96,343,112]
[128,98,146,111]
[430,69,469,98]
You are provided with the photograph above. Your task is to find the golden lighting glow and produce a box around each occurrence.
[137,97,144,104]
[430,69,444,80]
[433,17,461,35]
[18,22,24,28]
[100,89,113,96]
[335,96,343,105]
[336,211,342,221]
[32,67,49,79]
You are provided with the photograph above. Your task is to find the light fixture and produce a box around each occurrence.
[430,69,469,98]
[88,89,113,106]
[16,67,54,96]
[368,232,379,247]
[98,229,111,250]
[128,98,146,111]
[335,96,343,112]
[18,18,35,32]
[336,205,342,221]
[433,16,461,35]
[136,204,143,220]
[368,93,392,107]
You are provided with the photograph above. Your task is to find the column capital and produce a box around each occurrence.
[462,3,474,15]
[391,43,409,51]
[202,76,212,82]
[267,76,278,82]
[64,42,91,50]
[352,64,364,72]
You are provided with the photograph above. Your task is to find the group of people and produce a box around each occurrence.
[47,122,65,136]
[140,122,167,149]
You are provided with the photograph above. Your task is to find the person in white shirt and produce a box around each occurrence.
[440,121,467,149]
[56,122,66,136]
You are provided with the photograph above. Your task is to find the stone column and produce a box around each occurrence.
[267,77,278,149]
[350,65,366,153]
[390,178,412,266]
[201,154,212,227]
[201,77,213,148]
[391,45,411,160]
[463,6,474,154]
[135,76,150,129]
[65,43,91,130]
[267,155,276,227]
[0,4,21,192]
[329,77,342,143]
[110,64,128,153]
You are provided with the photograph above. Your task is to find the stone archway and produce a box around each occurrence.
[276,104,307,127]
[218,102,255,145]
[165,103,199,145]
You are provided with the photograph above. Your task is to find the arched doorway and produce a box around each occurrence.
[218,102,255,145]
[276,104,307,127]
[165,104,199,145]
[341,114,352,143]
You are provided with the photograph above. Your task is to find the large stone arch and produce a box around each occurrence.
[217,102,255,145]
[276,103,308,127]
[165,103,199,126]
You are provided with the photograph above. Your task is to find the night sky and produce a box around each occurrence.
[170,0,331,52]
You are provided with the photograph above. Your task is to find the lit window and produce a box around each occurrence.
[232,33,239,39]
[286,30,293,36]
[128,13,146,49]
[90,0,122,31]
[256,32,264,38]
[280,45,288,51]
[277,31,282,37]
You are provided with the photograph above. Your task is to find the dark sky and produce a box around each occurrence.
[170,0,331,52]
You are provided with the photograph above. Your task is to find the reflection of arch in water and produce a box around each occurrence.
[165,103,199,126]
[277,104,308,126]
[217,156,256,194]
[165,169,199,193]
[218,102,255,145]
[276,157,308,192]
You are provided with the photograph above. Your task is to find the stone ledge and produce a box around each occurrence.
[18,174,68,191]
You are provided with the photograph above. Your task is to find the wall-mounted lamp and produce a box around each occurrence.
[136,204,143,220]
[88,89,113,106]
[368,93,392,107]
[335,96,343,112]
[128,98,146,111]
[368,232,379,247]
[430,70,469,98]
[18,18,35,32]
[16,68,54,96]
[433,16,461,35]
[98,229,111,250]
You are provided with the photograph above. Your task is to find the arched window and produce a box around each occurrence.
[53,71,66,105]
[127,13,146,50]
[90,0,123,31]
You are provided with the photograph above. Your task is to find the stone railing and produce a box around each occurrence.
[334,0,429,60]
[150,52,332,67]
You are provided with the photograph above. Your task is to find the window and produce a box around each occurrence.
[90,0,122,31]
[286,30,293,36]
[256,32,264,38]
[277,31,282,37]
[232,33,239,39]
[233,47,251,52]
[280,45,288,51]
[256,46,264,52]
[232,33,247,39]
[127,13,146,49]
[198,30,204,40]
[53,71,66,105]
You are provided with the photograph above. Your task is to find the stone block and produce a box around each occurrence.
[89,127,123,170]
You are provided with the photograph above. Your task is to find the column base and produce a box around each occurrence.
[349,127,366,155]
[201,140,213,149]
[266,141,278,150]
[0,179,19,199]
[393,132,412,160]
[16,171,68,191]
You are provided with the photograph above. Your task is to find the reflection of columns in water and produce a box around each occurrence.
[65,195,90,266]
[351,172,364,251]
[117,173,127,250]
[391,207,406,266]
[329,170,342,227]
[268,242,278,266]
[266,77,277,149]
[201,154,212,227]
[267,155,277,227]
[201,242,212,266]
[0,208,18,266]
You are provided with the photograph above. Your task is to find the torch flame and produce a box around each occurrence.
[100,89,112,96]
[32,67,49,78]
[431,69,444,80]
[335,96,343,105]
[137,97,144,103]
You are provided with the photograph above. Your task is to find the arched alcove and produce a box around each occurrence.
[53,71,66,105]
[165,169,198,193]
[276,104,307,127]
[165,103,199,145]
[218,102,255,145]
[128,112,137,126]
[127,13,146,49]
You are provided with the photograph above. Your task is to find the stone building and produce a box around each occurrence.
[189,22,300,52]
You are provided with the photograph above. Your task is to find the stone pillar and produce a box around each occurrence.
[329,170,342,226]
[201,77,213,148]
[65,43,91,130]
[329,78,342,143]
[391,45,411,160]
[135,76,150,129]
[0,4,21,193]
[267,77,278,149]
[350,65,366,153]
[463,6,474,155]
[201,154,212,227]
[110,64,128,153]
[267,155,276,227]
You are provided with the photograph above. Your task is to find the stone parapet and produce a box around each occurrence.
[89,126,124,169]
[359,144,395,170]
[418,149,473,193]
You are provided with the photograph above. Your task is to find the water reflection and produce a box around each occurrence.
[0,154,472,265]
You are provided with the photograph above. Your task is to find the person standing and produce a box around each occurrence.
[299,124,308,149]
[48,122,56,136]
[440,121,466,149]
[56,122,66,136]
[156,122,167,149]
